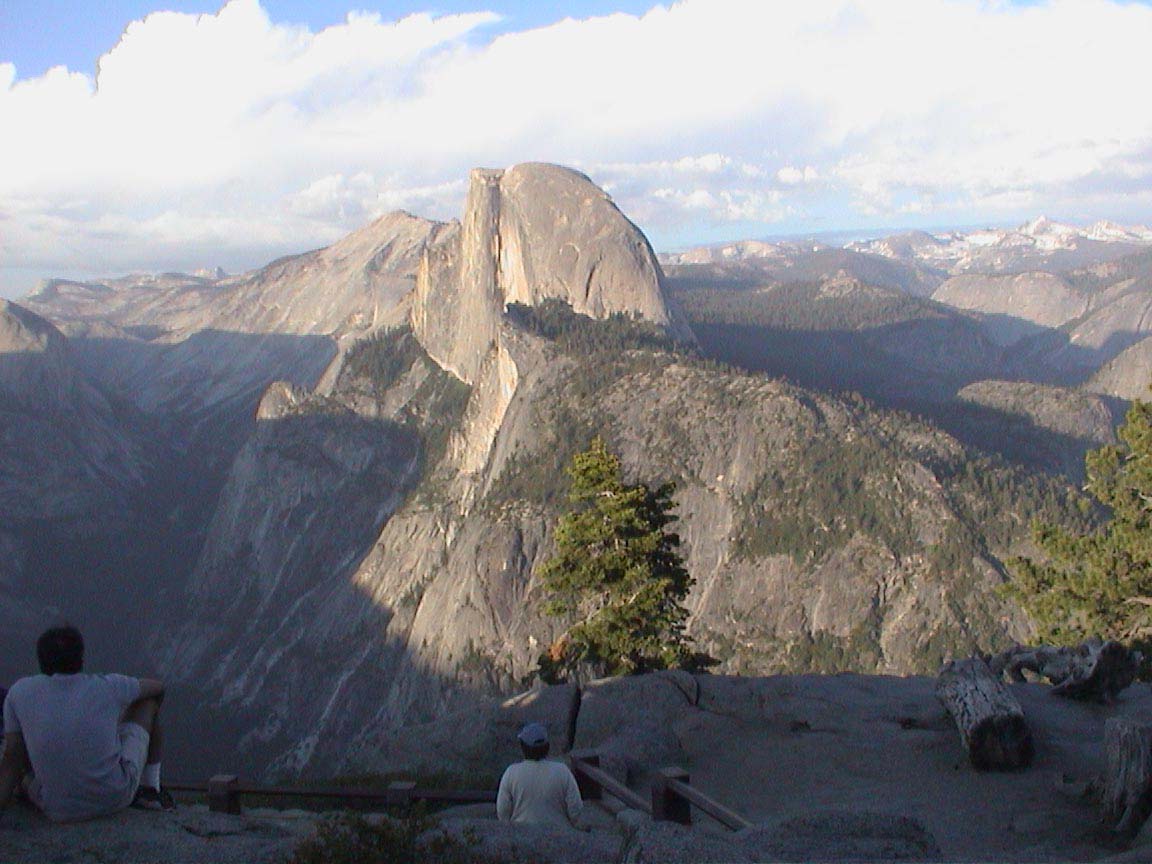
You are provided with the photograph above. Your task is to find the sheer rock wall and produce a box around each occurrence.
[412,163,681,387]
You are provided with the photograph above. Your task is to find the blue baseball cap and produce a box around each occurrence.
[517,722,549,747]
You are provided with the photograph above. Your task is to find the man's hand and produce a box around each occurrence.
[0,730,30,812]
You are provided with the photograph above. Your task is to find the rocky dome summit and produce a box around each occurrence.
[412,162,689,384]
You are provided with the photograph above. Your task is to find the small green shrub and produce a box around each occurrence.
[290,812,503,864]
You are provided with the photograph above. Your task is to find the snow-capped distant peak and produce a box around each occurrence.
[1020,216,1078,237]
[1086,220,1152,242]
[842,217,1152,275]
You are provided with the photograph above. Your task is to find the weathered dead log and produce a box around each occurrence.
[988,644,1072,683]
[989,638,1139,703]
[936,657,1033,771]
[1102,718,1152,844]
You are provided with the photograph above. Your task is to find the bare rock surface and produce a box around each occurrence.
[349,684,580,783]
[682,674,1152,862]
[0,302,156,682]
[0,804,317,864]
[437,817,623,863]
[740,811,941,862]
[498,163,673,327]
[412,162,685,384]
[933,271,1087,344]
[22,211,443,417]
[573,670,699,782]
[957,379,1117,447]
[616,809,754,863]
[8,673,1152,863]
[163,331,1063,780]
[0,299,72,405]
[1090,336,1152,400]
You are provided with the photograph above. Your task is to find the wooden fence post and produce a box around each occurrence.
[568,750,603,801]
[652,767,691,825]
[387,781,416,809]
[208,774,241,815]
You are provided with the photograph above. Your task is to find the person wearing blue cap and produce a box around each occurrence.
[496,722,583,827]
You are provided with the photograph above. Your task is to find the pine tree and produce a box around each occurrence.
[536,437,696,680]
[1006,393,1152,646]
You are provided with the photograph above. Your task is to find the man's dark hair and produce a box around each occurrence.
[520,740,550,761]
[37,625,84,675]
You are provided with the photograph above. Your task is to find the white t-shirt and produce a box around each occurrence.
[496,758,583,827]
[3,672,142,822]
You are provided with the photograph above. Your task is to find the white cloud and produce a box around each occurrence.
[776,166,818,186]
[2,0,1151,295]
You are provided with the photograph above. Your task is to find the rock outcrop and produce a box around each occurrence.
[0,302,158,681]
[22,210,447,418]
[1091,337,1152,400]
[412,163,685,385]
[1,805,317,864]
[932,272,1088,345]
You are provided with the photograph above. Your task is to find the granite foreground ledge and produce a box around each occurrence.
[3,798,1152,864]
[0,801,949,864]
[0,804,319,864]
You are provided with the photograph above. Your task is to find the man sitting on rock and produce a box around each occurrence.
[0,625,174,821]
[496,722,583,828]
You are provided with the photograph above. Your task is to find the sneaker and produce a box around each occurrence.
[131,785,176,812]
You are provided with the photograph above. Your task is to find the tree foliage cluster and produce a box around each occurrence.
[667,278,947,333]
[343,326,472,477]
[504,299,679,355]
[1062,247,1152,295]
[486,349,680,510]
[1007,395,1152,647]
[733,424,1085,573]
[734,434,917,563]
[536,437,698,680]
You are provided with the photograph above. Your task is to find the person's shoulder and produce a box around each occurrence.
[5,674,49,710]
[91,672,139,686]
[92,673,141,695]
[7,674,48,696]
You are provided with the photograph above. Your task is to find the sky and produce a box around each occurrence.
[1,0,1151,297]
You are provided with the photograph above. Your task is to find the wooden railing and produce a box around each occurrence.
[568,751,752,831]
[654,768,752,830]
[171,751,751,831]
[566,752,651,814]
[167,776,494,815]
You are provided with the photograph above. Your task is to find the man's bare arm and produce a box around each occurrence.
[137,679,165,702]
[0,731,30,812]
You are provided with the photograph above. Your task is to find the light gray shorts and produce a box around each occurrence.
[116,721,151,803]
[27,722,152,815]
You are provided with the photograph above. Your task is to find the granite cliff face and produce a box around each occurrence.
[412,163,683,385]
[0,301,161,681]
[1091,338,1152,400]
[7,214,449,690]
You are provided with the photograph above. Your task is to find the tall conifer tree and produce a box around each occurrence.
[1007,393,1152,645]
[537,437,695,679]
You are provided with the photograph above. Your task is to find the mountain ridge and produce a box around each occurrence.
[4,165,1129,782]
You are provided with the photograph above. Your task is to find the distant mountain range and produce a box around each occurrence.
[663,217,1152,273]
[2,177,1144,780]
